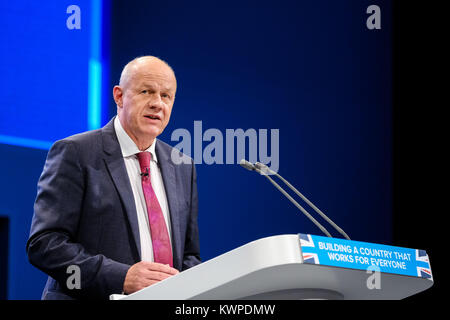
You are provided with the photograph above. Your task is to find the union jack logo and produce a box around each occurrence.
[416,249,429,263]
[416,249,432,280]
[299,233,315,247]
[417,267,432,280]
[302,252,320,264]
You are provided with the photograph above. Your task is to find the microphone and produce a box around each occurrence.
[240,159,333,238]
[140,168,149,177]
[239,159,256,171]
[254,162,350,240]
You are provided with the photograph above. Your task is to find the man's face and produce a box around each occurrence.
[114,59,177,147]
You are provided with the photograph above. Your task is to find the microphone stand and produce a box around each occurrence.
[255,162,351,240]
[240,160,333,238]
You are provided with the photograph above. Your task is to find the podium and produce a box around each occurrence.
[110,234,433,300]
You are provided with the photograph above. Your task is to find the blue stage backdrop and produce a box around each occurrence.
[110,0,393,258]
[0,0,392,299]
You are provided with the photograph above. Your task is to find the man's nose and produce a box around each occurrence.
[148,94,164,109]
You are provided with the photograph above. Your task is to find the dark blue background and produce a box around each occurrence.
[110,0,392,255]
[0,0,394,299]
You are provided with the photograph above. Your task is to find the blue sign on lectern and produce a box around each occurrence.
[299,234,432,280]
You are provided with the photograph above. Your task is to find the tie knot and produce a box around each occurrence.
[137,152,152,172]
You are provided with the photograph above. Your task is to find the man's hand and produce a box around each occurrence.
[123,261,179,294]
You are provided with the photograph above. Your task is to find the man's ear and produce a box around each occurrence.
[113,85,123,108]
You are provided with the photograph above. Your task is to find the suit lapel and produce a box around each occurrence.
[101,118,141,259]
[156,141,182,270]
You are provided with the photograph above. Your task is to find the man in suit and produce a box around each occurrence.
[26,56,201,300]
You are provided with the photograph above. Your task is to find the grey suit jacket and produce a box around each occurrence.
[26,117,201,300]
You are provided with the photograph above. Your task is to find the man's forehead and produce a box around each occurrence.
[133,72,176,90]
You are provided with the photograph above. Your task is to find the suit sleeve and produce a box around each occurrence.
[26,140,130,299]
[181,159,201,270]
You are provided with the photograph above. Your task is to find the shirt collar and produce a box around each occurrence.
[114,115,158,162]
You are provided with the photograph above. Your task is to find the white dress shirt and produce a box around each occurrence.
[114,116,172,262]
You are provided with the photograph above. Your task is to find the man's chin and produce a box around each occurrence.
[141,128,161,141]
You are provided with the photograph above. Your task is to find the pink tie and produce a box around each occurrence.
[137,152,173,267]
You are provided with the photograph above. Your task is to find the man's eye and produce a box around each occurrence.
[162,93,170,99]
[141,90,148,94]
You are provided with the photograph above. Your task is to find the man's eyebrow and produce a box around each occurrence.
[138,80,175,93]
[139,82,156,88]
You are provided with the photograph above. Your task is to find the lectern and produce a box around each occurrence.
[110,234,433,300]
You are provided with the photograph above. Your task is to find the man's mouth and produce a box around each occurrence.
[144,114,161,121]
